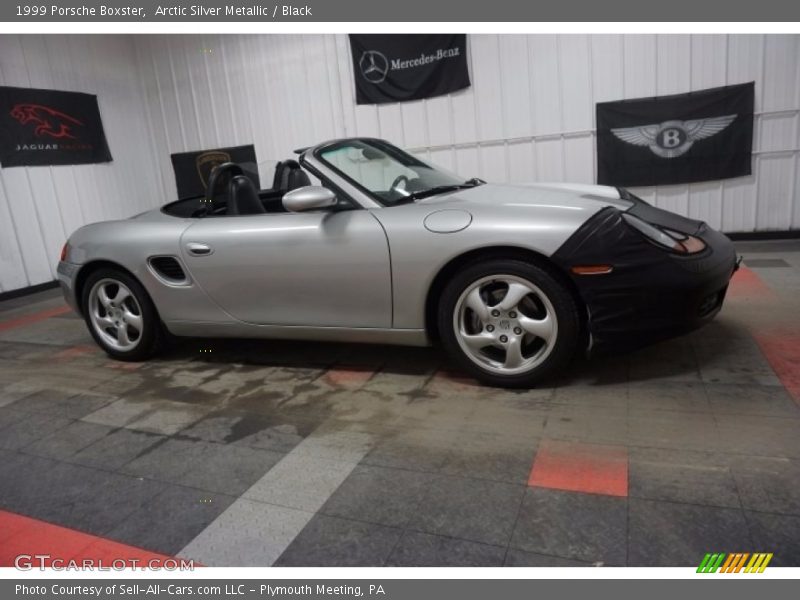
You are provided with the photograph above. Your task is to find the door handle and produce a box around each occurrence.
[186,242,213,256]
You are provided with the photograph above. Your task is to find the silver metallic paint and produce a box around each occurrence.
[58,139,626,347]
[282,185,338,212]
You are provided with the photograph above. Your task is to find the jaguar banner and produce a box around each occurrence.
[170,144,260,199]
[0,86,112,167]
[349,34,470,105]
[596,82,755,187]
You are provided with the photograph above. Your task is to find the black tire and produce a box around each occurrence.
[81,267,163,361]
[437,258,581,388]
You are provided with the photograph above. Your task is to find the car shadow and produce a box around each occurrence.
[155,316,749,388]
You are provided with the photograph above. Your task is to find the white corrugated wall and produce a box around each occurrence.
[1,34,799,294]
[0,35,161,294]
[135,34,800,233]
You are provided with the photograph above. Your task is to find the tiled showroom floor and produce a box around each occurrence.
[1,240,799,567]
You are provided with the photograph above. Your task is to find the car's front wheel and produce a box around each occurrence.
[81,268,163,361]
[438,259,581,388]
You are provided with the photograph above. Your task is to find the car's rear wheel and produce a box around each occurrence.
[81,268,163,361]
[438,259,581,388]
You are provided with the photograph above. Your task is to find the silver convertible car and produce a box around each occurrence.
[58,138,738,387]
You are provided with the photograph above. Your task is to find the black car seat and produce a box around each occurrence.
[272,159,311,192]
[227,174,266,215]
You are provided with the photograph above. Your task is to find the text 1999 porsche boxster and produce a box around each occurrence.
[57,138,737,387]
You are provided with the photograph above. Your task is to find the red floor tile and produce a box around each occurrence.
[0,510,171,568]
[528,439,629,497]
[430,369,482,391]
[53,344,99,361]
[754,330,800,405]
[324,366,376,388]
[727,266,775,300]
[0,305,71,332]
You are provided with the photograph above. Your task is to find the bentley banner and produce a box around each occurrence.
[349,34,470,105]
[0,86,112,167]
[170,144,260,199]
[596,82,755,187]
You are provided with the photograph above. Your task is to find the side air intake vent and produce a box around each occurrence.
[148,256,187,284]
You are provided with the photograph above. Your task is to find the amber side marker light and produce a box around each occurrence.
[60,243,69,262]
[571,265,614,275]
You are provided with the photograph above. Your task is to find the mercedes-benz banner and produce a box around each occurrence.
[349,34,470,105]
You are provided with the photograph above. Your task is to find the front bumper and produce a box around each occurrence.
[56,260,81,314]
[552,206,738,353]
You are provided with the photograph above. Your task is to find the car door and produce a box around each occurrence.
[180,209,392,328]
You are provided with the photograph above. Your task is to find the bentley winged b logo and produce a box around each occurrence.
[611,115,737,158]
[359,50,389,84]
[10,103,84,140]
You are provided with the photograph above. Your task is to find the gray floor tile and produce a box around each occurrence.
[440,431,538,485]
[628,381,711,414]
[0,407,29,430]
[628,412,721,451]
[243,429,372,513]
[321,464,434,527]
[107,485,236,555]
[743,258,790,268]
[705,383,800,418]
[731,456,800,516]
[8,389,115,419]
[745,511,800,566]
[628,447,741,509]
[178,444,284,495]
[243,452,357,513]
[628,498,751,567]
[275,514,402,566]
[178,498,314,567]
[52,471,169,536]
[362,428,458,473]
[0,317,88,346]
[69,428,165,470]
[4,388,76,412]
[179,410,311,453]
[121,438,214,483]
[0,382,40,407]
[504,548,594,567]
[83,397,213,435]
[0,451,61,509]
[387,530,505,566]
[510,488,627,566]
[407,474,525,547]
[0,412,73,450]
[543,405,628,445]
[0,457,164,536]
[552,385,628,410]
[715,415,800,458]
[24,421,116,460]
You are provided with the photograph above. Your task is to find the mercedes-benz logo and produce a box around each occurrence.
[359,50,389,84]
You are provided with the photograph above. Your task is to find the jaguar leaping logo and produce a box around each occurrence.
[611,115,737,159]
[10,103,84,140]
[359,50,389,84]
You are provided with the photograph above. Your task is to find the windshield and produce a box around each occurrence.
[316,139,469,206]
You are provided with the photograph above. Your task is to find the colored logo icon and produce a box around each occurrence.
[697,552,773,573]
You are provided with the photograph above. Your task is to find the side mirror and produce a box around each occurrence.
[282,186,338,212]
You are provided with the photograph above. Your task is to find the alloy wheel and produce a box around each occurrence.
[453,274,558,375]
[88,278,144,352]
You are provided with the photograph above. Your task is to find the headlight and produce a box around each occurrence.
[622,214,706,254]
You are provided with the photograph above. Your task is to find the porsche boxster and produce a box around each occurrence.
[57,138,738,387]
